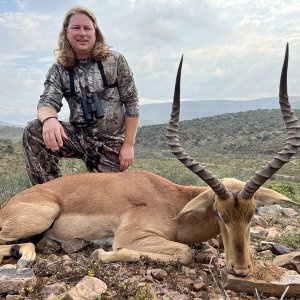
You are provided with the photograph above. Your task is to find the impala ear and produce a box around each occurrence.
[254,187,299,206]
[175,189,215,219]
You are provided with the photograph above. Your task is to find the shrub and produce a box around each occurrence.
[266,182,300,203]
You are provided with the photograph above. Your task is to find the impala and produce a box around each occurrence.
[0,44,299,277]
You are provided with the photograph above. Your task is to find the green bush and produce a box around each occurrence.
[132,158,201,186]
[266,182,300,202]
[0,171,31,205]
[273,233,300,250]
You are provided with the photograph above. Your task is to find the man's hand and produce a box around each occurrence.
[42,118,68,151]
[119,143,134,171]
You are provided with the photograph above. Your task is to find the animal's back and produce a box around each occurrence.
[25,171,188,215]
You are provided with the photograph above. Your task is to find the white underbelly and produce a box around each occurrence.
[44,213,118,242]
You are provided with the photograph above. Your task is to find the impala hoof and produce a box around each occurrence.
[91,248,106,261]
[17,259,28,269]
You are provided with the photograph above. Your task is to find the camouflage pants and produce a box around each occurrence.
[22,119,122,185]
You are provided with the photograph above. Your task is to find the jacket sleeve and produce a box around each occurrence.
[117,54,139,117]
[37,64,64,112]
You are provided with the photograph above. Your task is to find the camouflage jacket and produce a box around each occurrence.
[38,50,139,140]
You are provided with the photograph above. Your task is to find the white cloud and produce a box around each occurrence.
[0,0,300,125]
[212,67,226,78]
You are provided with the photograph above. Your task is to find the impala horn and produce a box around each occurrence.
[240,43,300,199]
[166,55,230,200]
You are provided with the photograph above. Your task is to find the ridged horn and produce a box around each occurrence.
[166,55,230,200]
[240,43,300,199]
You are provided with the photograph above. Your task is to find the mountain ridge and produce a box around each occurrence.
[1,96,300,128]
[139,96,300,126]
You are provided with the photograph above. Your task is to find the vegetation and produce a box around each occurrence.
[0,109,299,299]
[273,233,300,250]
[0,108,299,205]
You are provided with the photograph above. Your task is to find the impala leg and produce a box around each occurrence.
[0,243,36,268]
[92,234,192,265]
[0,198,60,242]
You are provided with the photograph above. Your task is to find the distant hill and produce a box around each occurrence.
[0,125,24,143]
[139,97,300,126]
[1,97,300,142]
[0,121,23,127]
[0,108,299,181]
[1,97,299,128]
[136,108,300,161]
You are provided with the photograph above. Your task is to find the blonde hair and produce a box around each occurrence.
[55,6,111,67]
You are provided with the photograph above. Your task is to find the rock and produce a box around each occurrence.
[0,267,37,294]
[222,264,300,298]
[39,282,68,299]
[61,276,107,300]
[61,238,91,254]
[207,238,219,249]
[273,251,300,273]
[181,266,196,276]
[33,255,61,277]
[285,225,299,232]
[194,246,219,264]
[36,237,61,254]
[251,215,268,227]
[250,226,269,238]
[46,294,61,300]
[92,237,114,248]
[192,278,206,291]
[216,257,226,269]
[267,227,282,239]
[256,204,282,220]
[162,291,188,299]
[258,250,274,259]
[271,244,291,255]
[282,207,298,217]
[149,268,168,281]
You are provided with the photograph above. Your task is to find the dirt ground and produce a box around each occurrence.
[1,241,293,300]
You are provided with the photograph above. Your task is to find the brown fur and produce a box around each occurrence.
[0,172,295,276]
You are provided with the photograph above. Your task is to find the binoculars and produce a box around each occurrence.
[81,93,104,122]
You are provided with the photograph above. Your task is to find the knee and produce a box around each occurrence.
[177,246,193,265]
[23,119,42,136]
[23,119,43,144]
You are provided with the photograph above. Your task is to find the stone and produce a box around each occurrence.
[194,246,218,264]
[257,204,282,220]
[267,227,282,239]
[251,215,268,227]
[46,294,61,300]
[36,237,61,254]
[273,251,300,273]
[0,267,37,294]
[271,244,291,255]
[192,278,206,291]
[258,250,274,259]
[39,281,68,299]
[92,237,114,248]
[222,264,300,298]
[61,276,107,300]
[282,208,298,217]
[61,238,91,254]
[149,268,168,281]
[207,238,219,248]
[285,225,299,232]
[250,226,269,238]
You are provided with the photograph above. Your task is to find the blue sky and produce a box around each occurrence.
[1,0,300,125]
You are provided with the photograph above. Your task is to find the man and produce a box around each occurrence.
[23,6,139,185]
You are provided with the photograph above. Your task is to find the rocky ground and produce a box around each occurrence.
[0,203,299,300]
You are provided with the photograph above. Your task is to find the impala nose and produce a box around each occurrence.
[229,264,251,277]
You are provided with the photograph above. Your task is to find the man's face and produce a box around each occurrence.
[66,13,96,59]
